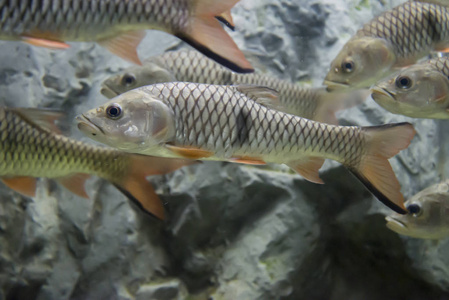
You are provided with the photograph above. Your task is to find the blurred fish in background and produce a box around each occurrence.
[324,0,449,90]
[101,49,368,124]
[372,56,449,119]
[78,82,416,213]
[0,107,193,220]
[0,0,253,72]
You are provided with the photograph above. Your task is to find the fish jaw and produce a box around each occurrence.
[100,84,120,99]
[385,215,408,234]
[323,80,351,92]
[76,114,104,138]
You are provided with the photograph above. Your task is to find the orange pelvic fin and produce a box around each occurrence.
[216,10,235,30]
[98,31,146,65]
[230,156,266,165]
[2,176,37,197]
[287,157,325,184]
[166,144,214,159]
[349,123,416,214]
[115,155,196,220]
[21,36,70,49]
[57,173,91,198]
[178,0,253,73]
[12,108,66,134]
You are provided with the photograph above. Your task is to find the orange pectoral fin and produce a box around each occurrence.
[230,156,266,165]
[21,36,70,49]
[166,144,214,159]
[57,174,90,198]
[2,176,37,197]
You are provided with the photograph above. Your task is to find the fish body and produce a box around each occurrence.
[325,0,449,90]
[386,180,449,239]
[371,57,449,119]
[0,107,192,220]
[0,0,252,72]
[101,49,366,124]
[78,82,417,213]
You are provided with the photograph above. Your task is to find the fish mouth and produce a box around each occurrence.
[100,84,120,99]
[385,216,408,232]
[323,80,350,92]
[76,114,105,137]
[371,86,396,101]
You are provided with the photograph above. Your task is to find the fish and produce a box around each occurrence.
[386,180,449,239]
[371,57,449,119]
[77,82,417,214]
[0,107,193,220]
[101,49,367,124]
[0,0,253,73]
[324,0,449,90]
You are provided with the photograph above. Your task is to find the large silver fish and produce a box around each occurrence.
[386,180,449,239]
[0,107,192,220]
[0,0,253,73]
[77,82,417,213]
[101,50,367,124]
[324,0,449,90]
[371,56,449,119]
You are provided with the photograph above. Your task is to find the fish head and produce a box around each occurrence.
[371,64,449,118]
[101,60,175,98]
[386,187,449,239]
[324,37,396,90]
[77,89,176,152]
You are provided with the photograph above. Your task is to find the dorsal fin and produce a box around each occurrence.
[11,108,66,134]
[235,85,284,111]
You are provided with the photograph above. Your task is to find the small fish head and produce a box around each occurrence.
[386,193,449,239]
[324,37,396,90]
[101,60,175,98]
[77,89,176,152]
[372,64,449,118]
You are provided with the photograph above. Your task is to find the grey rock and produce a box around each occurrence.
[1,0,449,300]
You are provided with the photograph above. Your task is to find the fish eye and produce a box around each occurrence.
[341,59,355,73]
[121,73,136,87]
[106,104,122,119]
[406,203,421,216]
[395,76,412,89]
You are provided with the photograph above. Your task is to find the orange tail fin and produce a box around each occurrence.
[114,155,195,220]
[177,0,253,73]
[349,123,416,214]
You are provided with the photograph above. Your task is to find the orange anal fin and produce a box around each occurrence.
[287,157,325,184]
[230,156,266,165]
[21,36,70,49]
[57,174,90,198]
[2,176,37,197]
[215,10,235,30]
[98,31,146,65]
[166,144,214,159]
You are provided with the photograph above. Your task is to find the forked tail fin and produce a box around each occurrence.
[177,0,254,73]
[349,123,416,214]
[114,155,195,220]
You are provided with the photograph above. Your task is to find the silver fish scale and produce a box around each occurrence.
[429,56,449,77]
[0,108,129,180]
[356,1,449,59]
[157,50,323,119]
[0,0,190,40]
[144,82,365,166]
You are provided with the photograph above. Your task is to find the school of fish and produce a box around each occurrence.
[3,0,449,239]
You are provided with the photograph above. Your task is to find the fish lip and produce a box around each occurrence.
[323,80,350,92]
[76,114,105,135]
[100,84,119,99]
[371,86,396,100]
[385,216,407,229]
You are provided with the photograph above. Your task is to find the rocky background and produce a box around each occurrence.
[1,0,449,299]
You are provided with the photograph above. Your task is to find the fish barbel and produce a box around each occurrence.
[371,56,449,119]
[324,0,449,90]
[0,0,253,73]
[386,180,449,239]
[78,82,417,213]
[0,107,193,220]
[101,49,367,124]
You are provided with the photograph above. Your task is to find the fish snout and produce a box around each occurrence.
[76,115,102,137]
[323,80,350,92]
[100,85,119,99]
[385,215,407,233]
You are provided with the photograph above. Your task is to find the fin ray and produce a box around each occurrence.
[2,177,37,197]
[98,31,146,65]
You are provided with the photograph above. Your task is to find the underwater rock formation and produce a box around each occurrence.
[1,0,449,299]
